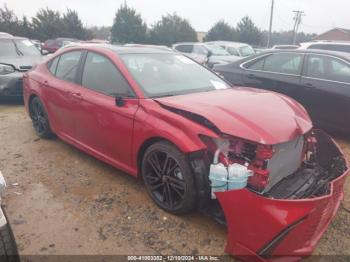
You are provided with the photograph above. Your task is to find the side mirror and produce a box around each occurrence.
[207,50,213,58]
[115,96,125,107]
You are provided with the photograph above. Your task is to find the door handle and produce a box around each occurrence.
[304,83,314,89]
[247,73,256,79]
[71,92,83,100]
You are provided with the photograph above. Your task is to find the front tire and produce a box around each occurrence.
[141,141,196,214]
[29,97,54,139]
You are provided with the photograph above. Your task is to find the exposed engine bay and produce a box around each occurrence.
[199,129,347,200]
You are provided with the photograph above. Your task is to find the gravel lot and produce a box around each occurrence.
[0,103,349,260]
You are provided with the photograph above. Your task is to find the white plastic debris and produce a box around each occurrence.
[11,183,19,186]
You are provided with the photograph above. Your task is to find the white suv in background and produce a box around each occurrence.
[300,41,350,53]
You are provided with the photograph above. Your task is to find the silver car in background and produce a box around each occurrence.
[0,36,43,100]
[206,41,256,57]
[172,42,242,68]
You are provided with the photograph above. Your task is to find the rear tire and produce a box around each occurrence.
[141,141,197,214]
[29,97,54,139]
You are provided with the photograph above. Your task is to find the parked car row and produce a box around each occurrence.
[22,43,349,261]
[173,41,255,68]
[214,48,350,133]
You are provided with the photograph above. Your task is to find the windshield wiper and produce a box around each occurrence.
[12,40,23,56]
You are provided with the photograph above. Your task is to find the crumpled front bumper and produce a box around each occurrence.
[215,131,349,261]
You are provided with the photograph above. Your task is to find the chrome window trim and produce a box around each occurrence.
[302,76,350,86]
[239,52,305,77]
[302,53,350,85]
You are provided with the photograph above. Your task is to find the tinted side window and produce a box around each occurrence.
[328,58,350,82]
[48,57,59,75]
[175,45,193,53]
[82,52,133,96]
[55,51,82,82]
[227,47,240,56]
[305,55,350,83]
[305,55,325,78]
[263,53,303,75]
[246,57,266,70]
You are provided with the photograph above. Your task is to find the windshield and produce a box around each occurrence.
[0,39,41,57]
[238,46,255,57]
[120,53,231,98]
[205,45,230,56]
[14,39,41,56]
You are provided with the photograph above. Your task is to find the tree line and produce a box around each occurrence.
[0,4,316,46]
[0,5,92,41]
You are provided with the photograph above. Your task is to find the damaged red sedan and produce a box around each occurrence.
[23,45,349,260]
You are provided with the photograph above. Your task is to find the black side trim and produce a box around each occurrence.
[258,215,308,258]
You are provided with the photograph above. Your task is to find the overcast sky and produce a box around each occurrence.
[2,0,349,34]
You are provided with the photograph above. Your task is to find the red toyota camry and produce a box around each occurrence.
[23,45,349,260]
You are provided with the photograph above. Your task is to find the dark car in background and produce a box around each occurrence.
[214,49,350,133]
[42,37,79,53]
[0,36,43,99]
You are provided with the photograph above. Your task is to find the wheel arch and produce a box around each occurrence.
[136,136,180,176]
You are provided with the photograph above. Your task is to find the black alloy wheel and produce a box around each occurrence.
[142,142,196,214]
[29,97,53,138]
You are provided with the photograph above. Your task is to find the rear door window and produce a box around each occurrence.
[245,53,303,75]
[263,53,303,75]
[82,52,134,97]
[304,55,350,83]
[227,47,240,56]
[55,51,82,83]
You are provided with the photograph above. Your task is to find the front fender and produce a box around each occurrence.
[132,100,219,170]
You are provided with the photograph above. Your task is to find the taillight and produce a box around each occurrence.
[248,145,274,192]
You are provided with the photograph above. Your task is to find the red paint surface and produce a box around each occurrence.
[22,46,347,260]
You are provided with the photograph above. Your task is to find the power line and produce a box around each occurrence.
[292,10,305,44]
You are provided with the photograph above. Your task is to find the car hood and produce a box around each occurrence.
[154,88,312,145]
[0,56,43,70]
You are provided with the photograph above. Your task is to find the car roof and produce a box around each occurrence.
[300,41,350,47]
[206,41,250,47]
[0,36,29,41]
[67,44,175,54]
[173,42,204,47]
[249,48,350,61]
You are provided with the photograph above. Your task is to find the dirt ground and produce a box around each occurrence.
[0,103,349,260]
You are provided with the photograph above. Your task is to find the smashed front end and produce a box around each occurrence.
[196,130,349,261]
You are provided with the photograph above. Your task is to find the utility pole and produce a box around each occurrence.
[267,0,274,48]
[292,11,305,45]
